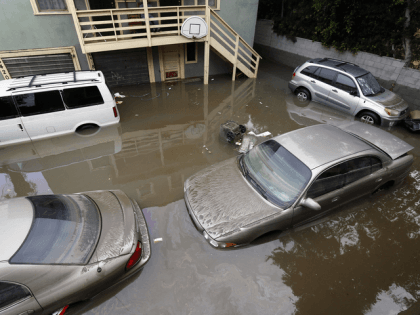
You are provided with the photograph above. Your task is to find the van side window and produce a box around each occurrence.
[14,91,65,116]
[62,86,104,109]
[0,97,19,120]
[0,281,31,310]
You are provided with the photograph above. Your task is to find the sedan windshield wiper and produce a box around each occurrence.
[238,155,248,176]
[247,174,268,200]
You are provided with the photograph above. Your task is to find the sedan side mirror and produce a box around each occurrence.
[349,90,358,96]
[299,198,321,211]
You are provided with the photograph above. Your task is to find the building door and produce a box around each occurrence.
[92,48,149,87]
[160,45,184,81]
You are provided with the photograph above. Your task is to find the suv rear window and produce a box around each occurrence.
[300,66,319,78]
[10,194,101,265]
[62,86,104,109]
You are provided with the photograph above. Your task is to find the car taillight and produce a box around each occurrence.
[126,241,142,271]
[113,106,118,117]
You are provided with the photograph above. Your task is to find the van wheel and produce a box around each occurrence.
[358,111,380,125]
[76,124,99,136]
[295,88,311,105]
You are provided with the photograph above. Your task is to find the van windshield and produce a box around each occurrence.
[10,194,101,265]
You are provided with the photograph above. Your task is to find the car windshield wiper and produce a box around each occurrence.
[238,155,248,176]
[247,173,268,200]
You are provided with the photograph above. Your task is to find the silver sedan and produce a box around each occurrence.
[184,122,413,248]
[0,190,150,315]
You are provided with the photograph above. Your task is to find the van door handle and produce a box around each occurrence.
[332,89,338,93]
[310,80,316,83]
[18,124,23,131]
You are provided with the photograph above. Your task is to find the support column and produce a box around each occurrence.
[204,6,211,85]
[232,34,239,81]
[143,0,152,47]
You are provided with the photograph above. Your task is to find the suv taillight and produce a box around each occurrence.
[126,241,142,271]
[113,106,118,118]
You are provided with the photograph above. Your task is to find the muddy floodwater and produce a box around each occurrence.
[2,60,420,315]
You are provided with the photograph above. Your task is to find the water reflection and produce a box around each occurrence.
[267,168,420,314]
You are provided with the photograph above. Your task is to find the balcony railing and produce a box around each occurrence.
[68,3,261,79]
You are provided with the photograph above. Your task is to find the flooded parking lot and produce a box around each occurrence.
[2,60,420,315]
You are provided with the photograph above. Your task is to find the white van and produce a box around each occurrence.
[0,71,120,146]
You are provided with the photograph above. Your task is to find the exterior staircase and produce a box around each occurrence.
[67,3,261,81]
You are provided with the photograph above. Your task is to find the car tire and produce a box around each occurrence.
[295,88,311,105]
[358,111,380,125]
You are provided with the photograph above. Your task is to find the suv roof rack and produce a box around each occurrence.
[7,71,100,92]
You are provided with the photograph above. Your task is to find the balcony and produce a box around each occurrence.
[67,2,261,82]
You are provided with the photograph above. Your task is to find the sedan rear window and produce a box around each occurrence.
[243,140,311,208]
[10,195,101,265]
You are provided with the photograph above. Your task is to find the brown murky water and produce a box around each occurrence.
[2,60,420,315]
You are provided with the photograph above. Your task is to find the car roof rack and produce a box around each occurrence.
[7,71,100,92]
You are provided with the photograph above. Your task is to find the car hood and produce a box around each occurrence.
[338,122,414,160]
[185,157,280,239]
[367,89,408,110]
[83,190,135,262]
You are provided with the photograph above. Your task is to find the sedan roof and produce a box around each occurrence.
[273,124,372,169]
[0,198,33,261]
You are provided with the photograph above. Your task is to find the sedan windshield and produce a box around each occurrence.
[356,73,382,96]
[243,140,311,208]
[10,194,101,265]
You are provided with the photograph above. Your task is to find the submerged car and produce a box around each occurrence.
[0,190,150,315]
[288,58,409,127]
[184,122,413,248]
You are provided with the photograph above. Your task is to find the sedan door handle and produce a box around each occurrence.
[310,80,316,83]
[375,178,383,183]
[331,197,340,202]
[18,124,23,131]
[332,89,338,93]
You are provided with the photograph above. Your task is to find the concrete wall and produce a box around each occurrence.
[218,0,259,46]
[254,20,420,108]
[0,0,89,81]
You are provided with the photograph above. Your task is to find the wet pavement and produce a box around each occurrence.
[2,60,420,315]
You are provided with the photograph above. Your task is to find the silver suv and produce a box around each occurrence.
[288,58,409,126]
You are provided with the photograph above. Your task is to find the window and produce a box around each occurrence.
[10,195,101,265]
[300,66,318,79]
[62,86,104,109]
[14,91,65,117]
[0,47,81,80]
[30,0,69,15]
[306,163,346,198]
[181,0,219,10]
[307,157,382,198]
[335,73,357,93]
[0,282,31,310]
[185,43,198,64]
[317,68,337,86]
[0,97,19,120]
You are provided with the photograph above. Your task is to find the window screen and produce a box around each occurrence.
[317,68,337,85]
[36,0,67,11]
[0,97,19,120]
[14,91,65,116]
[335,74,357,93]
[300,66,318,78]
[0,282,31,310]
[186,43,197,63]
[62,86,104,109]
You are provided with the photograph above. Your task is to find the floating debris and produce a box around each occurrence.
[116,101,123,105]
[248,131,272,137]
[114,92,126,98]
[154,238,163,243]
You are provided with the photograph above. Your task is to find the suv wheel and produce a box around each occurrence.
[295,88,311,103]
[358,111,380,125]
